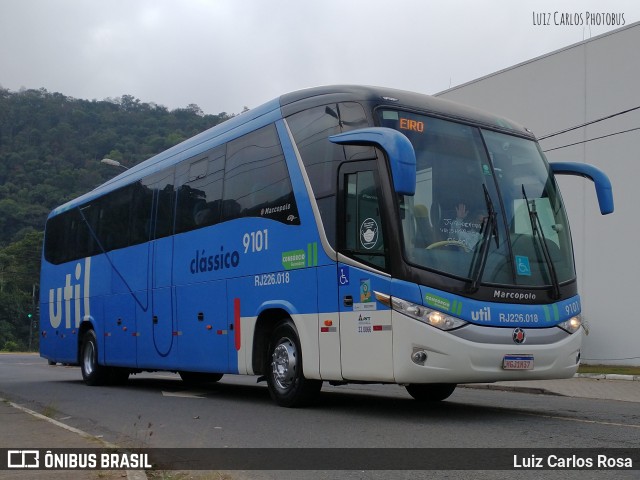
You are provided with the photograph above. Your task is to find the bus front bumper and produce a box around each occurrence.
[392,311,582,385]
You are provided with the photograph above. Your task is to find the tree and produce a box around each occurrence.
[0,86,236,349]
[0,231,41,350]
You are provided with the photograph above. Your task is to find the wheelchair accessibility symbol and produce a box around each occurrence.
[515,255,531,276]
[338,266,350,286]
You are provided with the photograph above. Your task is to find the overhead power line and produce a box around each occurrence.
[542,126,640,152]
[538,105,640,140]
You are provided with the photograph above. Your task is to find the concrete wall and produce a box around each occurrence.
[438,23,640,365]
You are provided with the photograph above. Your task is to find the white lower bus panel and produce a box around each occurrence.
[391,310,582,385]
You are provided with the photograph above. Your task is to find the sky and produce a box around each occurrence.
[1,0,639,116]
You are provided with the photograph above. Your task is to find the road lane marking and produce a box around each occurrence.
[161,390,208,398]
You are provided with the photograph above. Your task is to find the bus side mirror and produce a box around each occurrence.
[329,127,417,196]
[550,162,614,215]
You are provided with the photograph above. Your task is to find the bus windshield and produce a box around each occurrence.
[378,110,575,288]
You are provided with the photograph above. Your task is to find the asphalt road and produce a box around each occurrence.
[1,353,638,480]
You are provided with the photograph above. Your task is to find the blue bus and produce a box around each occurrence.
[40,86,613,407]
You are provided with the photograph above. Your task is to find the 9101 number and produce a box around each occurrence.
[243,229,268,253]
[565,301,580,316]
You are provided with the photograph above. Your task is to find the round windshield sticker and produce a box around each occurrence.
[360,218,379,250]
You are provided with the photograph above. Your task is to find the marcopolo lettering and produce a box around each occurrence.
[190,246,240,274]
[493,289,537,301]
[261,203,291,216]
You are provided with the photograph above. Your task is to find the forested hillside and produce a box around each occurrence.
[0,86,231,350]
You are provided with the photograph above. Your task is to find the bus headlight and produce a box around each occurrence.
[558,316,582,334]
[391,297,467,331]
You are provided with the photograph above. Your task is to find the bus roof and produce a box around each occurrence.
[279,85,532,137]
[49,85,532,219]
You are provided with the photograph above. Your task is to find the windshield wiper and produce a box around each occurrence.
[466,184,499,293]
[521,185,561,299]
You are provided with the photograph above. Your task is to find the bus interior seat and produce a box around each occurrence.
[414,204,433,247]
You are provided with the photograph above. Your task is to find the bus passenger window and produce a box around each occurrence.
[287,102,372,247]
[222,124,299,225]
[175,147,225,233]
[129,181,154,245]
[142,170,175,239]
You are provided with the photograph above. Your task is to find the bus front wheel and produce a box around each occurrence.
[266,320,322,407]
[405,383,457,402]
[80,330,109,386]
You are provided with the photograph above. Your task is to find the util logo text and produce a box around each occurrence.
[48,258,91,329]
[471,306,491,322]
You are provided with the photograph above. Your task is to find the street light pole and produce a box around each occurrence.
[28,283,36,352]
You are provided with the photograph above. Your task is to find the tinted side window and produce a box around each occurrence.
[344,170,387,270]
[339,102,374,161]
[222,124,299,224]
[44,209,92,264]
[95,186,134,252]
[287,102,372,246]
[288,102,372,197]
[143,170,175,239]
[175,146,225,234]
[129,181,154,245]
[44,181,154,264]
[287,104,343,198]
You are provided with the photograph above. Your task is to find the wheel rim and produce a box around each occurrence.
[271,337,297,390]
[83,340,95,377]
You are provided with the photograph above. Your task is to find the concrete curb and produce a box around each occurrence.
[2,397,148,480]
[461,383,565,396]
[574,373,640,381]
[462,373,640,402]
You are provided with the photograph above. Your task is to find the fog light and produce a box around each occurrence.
[411,349,427,365]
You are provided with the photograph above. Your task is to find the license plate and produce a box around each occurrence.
[503,355,534,370]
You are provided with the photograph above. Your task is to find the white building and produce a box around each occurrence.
[437,22,640,366]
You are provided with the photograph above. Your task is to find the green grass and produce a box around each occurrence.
[147,472,236,480]
[578,364,640,376]
[41,404,60,419]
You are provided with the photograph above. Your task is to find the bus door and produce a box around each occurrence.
[337,161,394,382]
[138,170,177,367]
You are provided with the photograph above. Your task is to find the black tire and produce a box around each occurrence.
[405,383,457,402]
[179,371,224,385]
[266,320,322,407]
[80,330,109,386]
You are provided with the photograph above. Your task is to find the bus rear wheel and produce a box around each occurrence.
[266,320,322,407]
[405,383,457,402]
[80,330,109,386]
